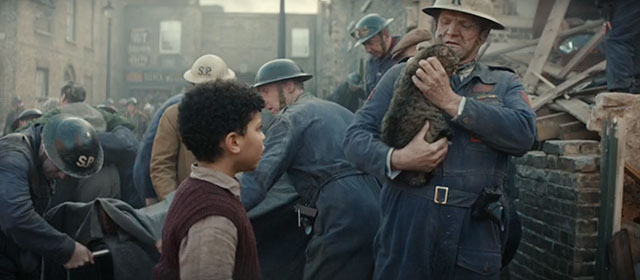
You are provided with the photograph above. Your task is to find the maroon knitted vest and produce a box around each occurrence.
[153,177,261,280]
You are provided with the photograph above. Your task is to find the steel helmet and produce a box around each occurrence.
[42,114,104,178]
[11,108,42,131]
[183,54,236,84]
[423,0,505,30]
[96,104,118,114]
[127,97,138,105]
[17,108,43,121]
[351,13,394,48]
[253,59,313,88]
[347,72,363,89]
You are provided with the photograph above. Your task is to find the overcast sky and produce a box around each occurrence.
[199,0,318,14]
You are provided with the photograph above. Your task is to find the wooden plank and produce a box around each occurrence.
[558,121,599,140]
[483,20,603,59]
[531,60,606,110]
[608,230,636,280]
[558,28,605,78]
[536,112,576,141]
[625,162,640,183]
[522,0,571,93]
[504,53,564,79]
[554,98,592,124]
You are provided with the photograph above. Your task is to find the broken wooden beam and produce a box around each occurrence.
[625,162,640,183]
[536,112,577,141]
[559,121,599,140]
[531,60,606,110]
[554,98,592,124]
[521,0,571,93]
[483,19,603,58]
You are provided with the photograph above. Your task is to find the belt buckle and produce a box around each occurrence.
[434,186,449,205]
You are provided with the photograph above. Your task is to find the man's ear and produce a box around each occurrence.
[283,80,296,94]
[224,132,242,154]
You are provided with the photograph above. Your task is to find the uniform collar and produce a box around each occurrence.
[190,164,241,197]
[453,62,497,90]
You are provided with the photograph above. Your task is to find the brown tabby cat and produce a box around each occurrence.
[381,44,459,187]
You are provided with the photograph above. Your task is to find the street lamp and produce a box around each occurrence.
[103,1,113,99]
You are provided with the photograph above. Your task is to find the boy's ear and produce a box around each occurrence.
[224,132,242,154]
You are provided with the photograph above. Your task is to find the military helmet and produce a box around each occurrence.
[183,54,236,84]
[253,59,313,88]
[127,97,138,105]
[351,13,394,48]
[96,104,118,114]
[347,72,363,89]
[17,108,43,121]
[42,114,104,178]
[422,0,505,30]
[11,108,42,131]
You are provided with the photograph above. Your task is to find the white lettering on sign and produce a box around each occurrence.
[76,155,95,168]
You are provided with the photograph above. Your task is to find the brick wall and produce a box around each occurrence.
[510,140,601,280]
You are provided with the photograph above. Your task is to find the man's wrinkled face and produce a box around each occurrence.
[435,10,487,63]
[257,84,284,115]
[363,35,386,58]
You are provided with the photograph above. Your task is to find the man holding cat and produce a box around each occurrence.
[343,0,536,279]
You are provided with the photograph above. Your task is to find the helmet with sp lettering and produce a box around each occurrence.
[42,114,104,178]
[183,54,236,84]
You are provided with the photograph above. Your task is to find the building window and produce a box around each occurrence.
[66,0,76,41]
[34,5,54,34]
[291,28,310,57]
[36,68,49,97]
[159,21,182,54]
[63,65,76,82]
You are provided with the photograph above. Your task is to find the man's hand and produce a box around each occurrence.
[412,57,462,117]
[64,242,94,270]
[391,121,448,173]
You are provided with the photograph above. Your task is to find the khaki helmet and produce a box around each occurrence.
[183,54,236,84]
[422,0,505,30]
[391,28,433,60]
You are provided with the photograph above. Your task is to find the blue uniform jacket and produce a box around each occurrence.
[364,36,400,96]
[346,62,536,181]
[0,125,76,270]
[133,93,183,199]
[241,93,359,211]
[344,62,536,279]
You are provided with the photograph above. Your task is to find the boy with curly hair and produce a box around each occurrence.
[154,80,265,280]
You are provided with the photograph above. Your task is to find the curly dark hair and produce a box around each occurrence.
[178,80,264,162]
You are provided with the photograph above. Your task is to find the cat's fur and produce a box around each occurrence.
[381,44,459,187]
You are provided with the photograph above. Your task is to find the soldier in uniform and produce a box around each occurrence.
[0,115,103,279]
[351,13,401,96]
[344,0,536,279]
[240,59,381,280]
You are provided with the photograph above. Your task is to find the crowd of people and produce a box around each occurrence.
[0,0,637,279]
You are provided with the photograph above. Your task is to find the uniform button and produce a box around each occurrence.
[463,117,470,124]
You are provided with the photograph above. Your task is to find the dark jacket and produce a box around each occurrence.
[0,125,76,274]
[364,36,400,95]
[328,82,365,113]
